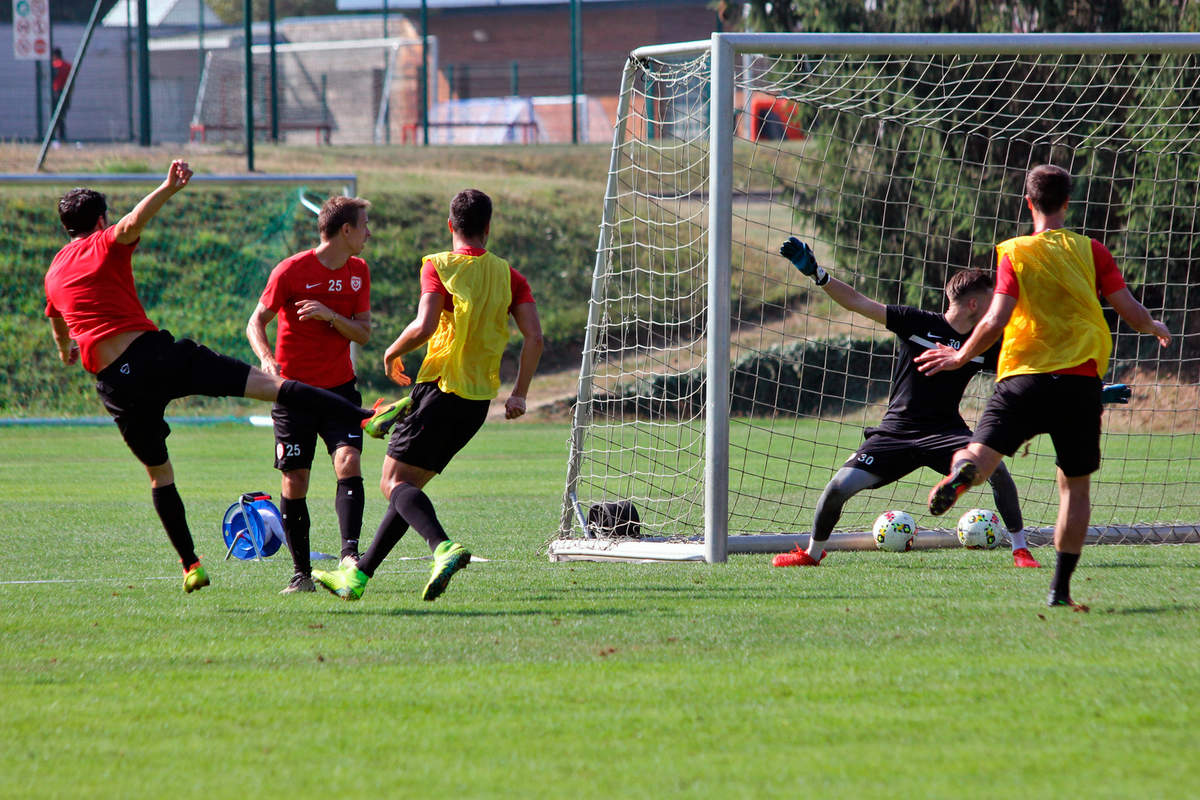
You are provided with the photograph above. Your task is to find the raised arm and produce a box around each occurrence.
[779,237,886,325]
[1104,287,1171,348]
[505,302,544,419]
[113,160,193,245]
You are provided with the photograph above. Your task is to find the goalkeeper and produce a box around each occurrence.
[916,164,1170,608]
[777,238,1060,569]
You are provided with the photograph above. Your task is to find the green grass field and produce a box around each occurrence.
[2,423,1199,799]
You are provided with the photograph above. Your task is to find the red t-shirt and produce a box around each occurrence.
[44,226,157,374]
[419,246,535,311]
[996,237,1126,376]
[259,250,370,388]
[51,58,70,92]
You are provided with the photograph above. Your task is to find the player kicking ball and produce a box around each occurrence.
[915,164,1171,607]
[771,238,1036,567]
[43,160,394,593]
[314,189,543,602]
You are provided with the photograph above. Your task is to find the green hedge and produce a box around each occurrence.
[593,335,896,419]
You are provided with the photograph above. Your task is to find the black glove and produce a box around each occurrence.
[779,236,829,286]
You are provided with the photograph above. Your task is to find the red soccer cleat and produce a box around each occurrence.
[772,547,824,567]
[1012,547,1041,568]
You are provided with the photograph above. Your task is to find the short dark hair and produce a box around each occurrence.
[945,268,994,303]
[53,48,63,59]
[318,196,370,240]
[58,188,107,237]
[450,189,492,238]
[1025,164,1072,214]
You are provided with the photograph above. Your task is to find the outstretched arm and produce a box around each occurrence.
[779,237,885,325]
[382,291,444,386]
[1104,287,1171,348]
[506,302,544,419]
[113,160,193,245]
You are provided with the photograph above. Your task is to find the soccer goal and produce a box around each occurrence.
[191,37,431,146]
[552,33,1200,563]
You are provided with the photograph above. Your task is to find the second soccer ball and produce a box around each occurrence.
[872,510,916,552]
[956,508,1002,549]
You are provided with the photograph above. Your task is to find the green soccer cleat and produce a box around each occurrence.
[422,540,471,602]
[313,563,368,601]
[183,562,210,594]
[362,396,412,440]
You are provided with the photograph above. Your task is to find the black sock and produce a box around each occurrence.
[151,483,197,567]
[280,496,311,576]
[1050,550,1081,601]
[276,379,370,425]
[357,494,410,577]
[335,476,365,558]
[391,482,449,553]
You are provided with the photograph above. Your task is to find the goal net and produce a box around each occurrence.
[553,33,1200,562]
[191,38,428,145]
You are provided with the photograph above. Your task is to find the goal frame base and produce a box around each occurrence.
[547,525,1200,563]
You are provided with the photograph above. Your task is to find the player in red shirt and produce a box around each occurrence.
[44,160,381,594]
[247,196,374,594]
[50,48,71,143]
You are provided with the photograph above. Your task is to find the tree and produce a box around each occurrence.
[756,0,1200,366]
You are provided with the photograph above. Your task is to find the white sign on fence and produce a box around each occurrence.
[13,0,50,61]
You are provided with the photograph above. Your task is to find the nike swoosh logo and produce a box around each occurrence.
[909,334,983,364]
[925,332,942,340]
[347,434,361,439]
[306,282,322,289]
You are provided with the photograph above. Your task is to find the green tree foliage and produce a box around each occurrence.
[747,0,1200,370]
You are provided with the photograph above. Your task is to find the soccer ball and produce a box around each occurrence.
[872,510,916,552]
[956,508,1002,549]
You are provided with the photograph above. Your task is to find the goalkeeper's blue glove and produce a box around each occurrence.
[779,236,830,286]
[1101,383,1131,404]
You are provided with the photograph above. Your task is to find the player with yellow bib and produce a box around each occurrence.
[315,189,544,602]
[915,165,1171,608]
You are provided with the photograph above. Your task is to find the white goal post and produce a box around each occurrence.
[553,33,1200,563]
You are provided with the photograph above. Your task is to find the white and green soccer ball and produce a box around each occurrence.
[956,508,1002,549]
[872,510,916,552]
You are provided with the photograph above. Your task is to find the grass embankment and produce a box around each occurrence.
[0,144,611,415]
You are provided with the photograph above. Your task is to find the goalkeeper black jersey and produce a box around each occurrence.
[876,305,1000,435]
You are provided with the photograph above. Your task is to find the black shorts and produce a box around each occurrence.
[272,378,363,471]
[972,373,1103,477]
[842,427,973,484]
[94,329,252,466]
[385,381,490,473]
